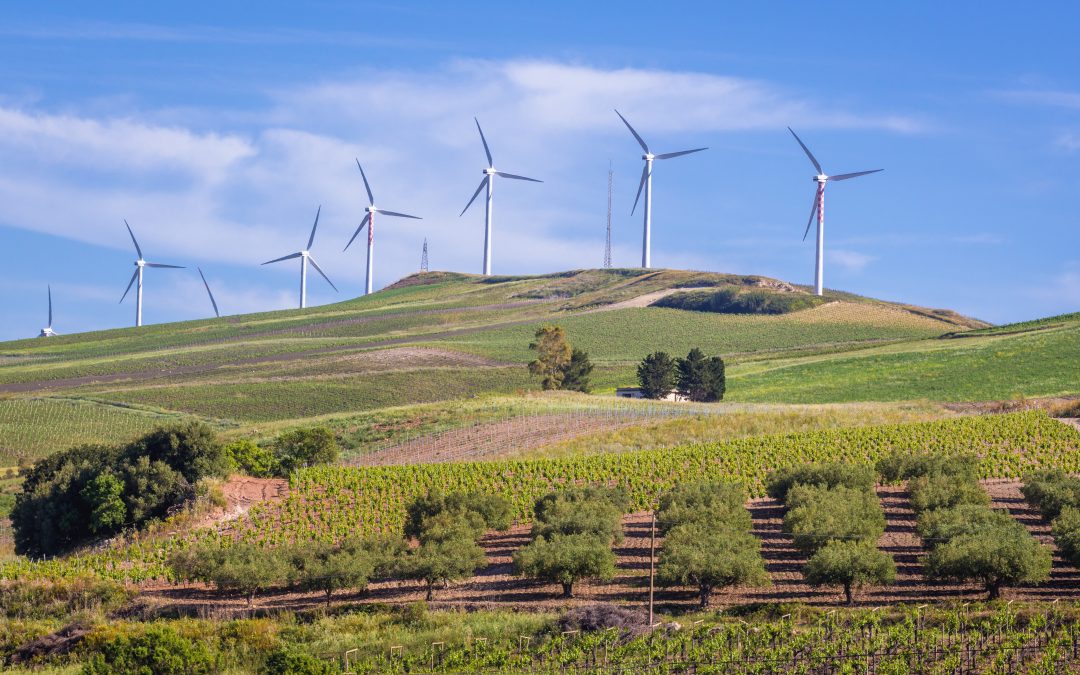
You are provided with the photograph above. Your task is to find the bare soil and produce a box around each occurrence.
[140,479,1080,616]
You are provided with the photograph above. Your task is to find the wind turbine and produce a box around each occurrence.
[614,110,708,269]
[345,160,421,295]
[197,267,220,318]
[262,206,337,309]
[459,117,542,276]
[788,127,883,296]
[38,285,57,337]
[119,220,184,327]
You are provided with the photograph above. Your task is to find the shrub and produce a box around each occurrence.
[907,474,989,514]
[766,463,876,501]
[675,348,726,403]
[558,603,647,634]
[924,522,1052,600]
[657,521,769,608]
[656,481,749,534]
[226,440,278,478]
[264,644,339,675]
[513,532,616,598]
[782,485,886,555]
[82,624,215,675]
[1022,470,1080,520]
[637,351,676,399]
[876,451,979,483]
[1051,506,1080,565]
[915,505,1015,546]
[653,287,823,315]
[0,577,136,620]
[803,540,895,605]
[273,428,339,475]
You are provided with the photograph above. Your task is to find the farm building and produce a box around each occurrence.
[615,387,685,402]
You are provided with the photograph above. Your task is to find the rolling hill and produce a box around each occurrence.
[0,267,1075,465]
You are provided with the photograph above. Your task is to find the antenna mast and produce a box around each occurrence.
[420,238,429,273]
[604,161,613,268]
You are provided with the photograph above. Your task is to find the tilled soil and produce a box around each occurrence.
[141,479,1080,615]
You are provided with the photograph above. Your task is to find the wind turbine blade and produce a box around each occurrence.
[475,117,493,167]
[459,178,487,217]
[119,269,138,304]
[262,252,303,265]
[631,163,648,216]
[614,109,649,154]
[47,285,52,327]
[343,213,371,251]
[308,257,338,292]
[829,169,884,182]
[803,191,822,241]
[378,209,422,219]
[355,159,375,206]
[124,219,143,259]
[788,127,823,175]
[655,147,708,160]
[494,171,542,183]
[144,263,185,269]
[307,205,321,250]
[198,267,220,318]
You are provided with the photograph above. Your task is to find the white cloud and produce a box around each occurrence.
[1056,132,1080,152]
[0,59,919,320]
[995,89,1080,110]
[827,249,876,272]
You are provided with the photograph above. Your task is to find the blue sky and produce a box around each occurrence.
[1,2,1079,340]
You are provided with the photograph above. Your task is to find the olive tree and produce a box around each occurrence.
[657,522,768,608]
[803,540,895,605]
[513,532,616,598]
[924,523,1052,600]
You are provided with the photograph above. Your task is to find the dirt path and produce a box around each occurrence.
[587,287,713,312]
[141,479,1080,615]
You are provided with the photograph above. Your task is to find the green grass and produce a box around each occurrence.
[728,320,1080,403]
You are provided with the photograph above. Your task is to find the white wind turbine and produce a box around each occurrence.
[197,267,220,318]
[38,285,57,337]
[119,220,184,327]
[262,206,338,309]
[788,127,883,296]
[459,118,542,276]
[614,110,708,269]
[345,160,421,295]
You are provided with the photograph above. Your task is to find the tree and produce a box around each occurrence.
[273,427,339,474]
[399,534,487,600]
[915,505,1015,545]
[675,348,727,402]
[170,542,291,608]
[125,421,230,484]
[513,532,616,598]
[657,522,769,608]
[532,486,628,544]
[528,324,572,390]
[636,351,676,399]
[782,485,886,555]
[560,348,594,393]
[907,473,989,514]
[656,481,748,535]
[924,523,1052,600]
[803,540,896,605]
[81,470,126,534]
[405,490,513,540]
[765,462,877,502]
[289,535,403,607]
[1051,506,1080,564]
[120,456,191,524]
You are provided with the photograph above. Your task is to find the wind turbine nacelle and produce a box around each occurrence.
[643,154,654,161]
[483,168,496,175]
[815,175,828,183]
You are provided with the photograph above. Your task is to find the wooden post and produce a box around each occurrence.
[648,510,656,625]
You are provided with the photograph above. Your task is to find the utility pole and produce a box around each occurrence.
[420,238,429,273]
[604,161,613,269]
[648,510,656,625]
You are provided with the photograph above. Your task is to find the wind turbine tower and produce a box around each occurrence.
[604,162,613,269]
[262,206,338,309]
[460,118,542,276]
[345,160,422,295]
[614,110,708,269]
[788,128,883,296]
[39,285,57,337]
[119,220,184,327]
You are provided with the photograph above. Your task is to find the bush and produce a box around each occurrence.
[226,440,278,478]
[803,540,895,605]
[264,644,339,675]
[637,351,676,399]
[766,463,876,501]
[656,481,749,534]
[876,451,979,483]
[907,474,989,514]
[658,521,769,608]
[0,577,136,620]
[1051,506,1080,565]
[559,603,647,634]
[82,624,215,675]
[653,287,824,315]
[273,428,339,475]
[925,522,1052,600]
[1022,470,1080,520]
[915,505,1015,546]
[513,533,616,598]
[782,485,886,555]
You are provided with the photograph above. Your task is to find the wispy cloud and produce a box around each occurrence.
[1056,132,1080,152]
[994,89,1080,109]
[828,249,876,272]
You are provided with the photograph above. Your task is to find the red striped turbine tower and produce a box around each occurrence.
[788,127,883,296]
[346,160,422,296]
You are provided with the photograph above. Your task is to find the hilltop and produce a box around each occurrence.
[0,268,1076,465]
